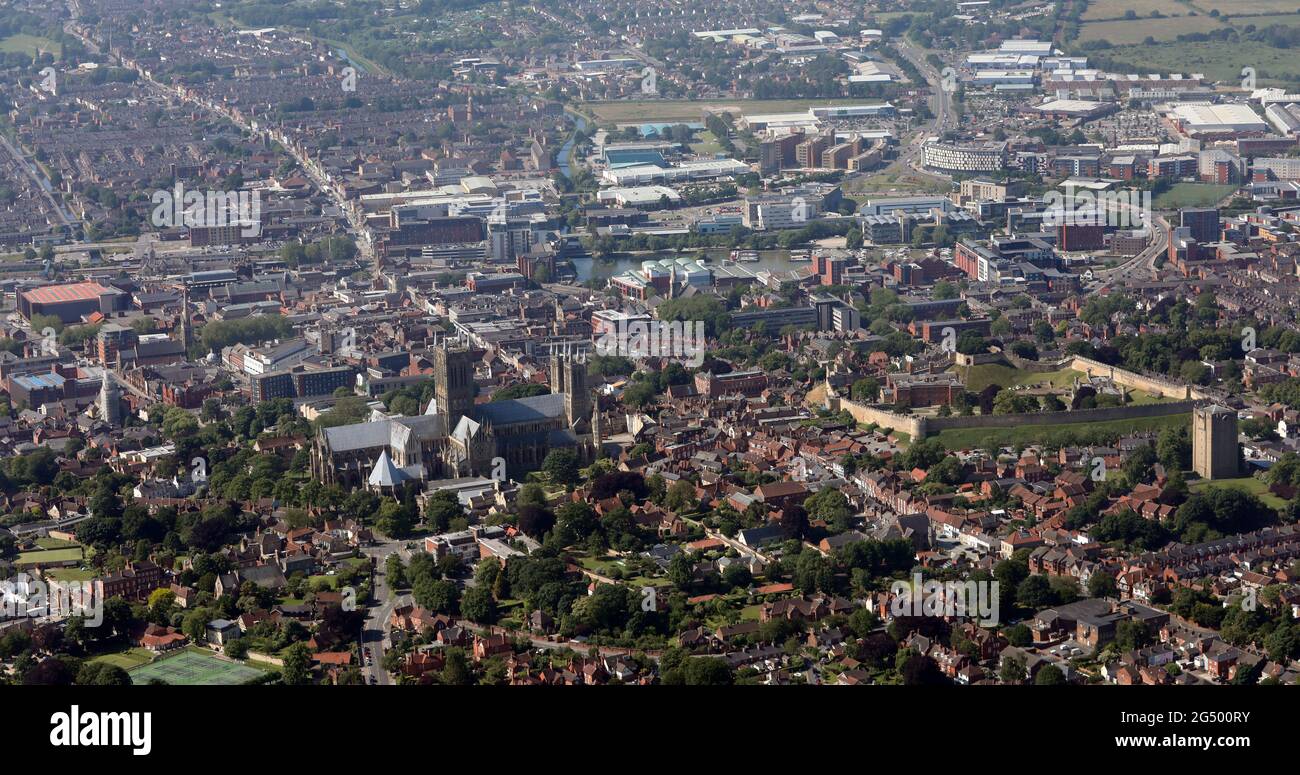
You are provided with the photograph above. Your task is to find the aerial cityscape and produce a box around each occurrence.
[5,0,1300,699]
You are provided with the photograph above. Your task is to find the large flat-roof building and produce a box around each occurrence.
[1169,104,1268,137]
[600,158,750,186]
[18,281,127,323]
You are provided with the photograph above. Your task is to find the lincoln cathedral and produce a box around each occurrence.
[311,341,601,490]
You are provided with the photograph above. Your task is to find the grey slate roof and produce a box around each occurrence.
[475,392,567,426]
[322,414,444,452]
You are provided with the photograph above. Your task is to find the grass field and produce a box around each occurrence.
[34,537,78,549]
[15,547,84,566]
[1194,1,1300,14]
[1082,0,1193,20]
[931,412,1191,450]
[1077,14,1225,43]
[1190,475,1289,510]
[1154,183,1238,210]
[1101,40,1300,84]
[575,555,663,587]
[307,574,341,591]
[847,167,952,197]
[1073,3,1300,84]
[0,34,60,57]
[1232,12,1300,26]
[954,363,1084,393]
[90,648,155,671]
[43,567,96,582]
[1127,391,1171,406]
[689,131,726,156]
[128,647,268,686]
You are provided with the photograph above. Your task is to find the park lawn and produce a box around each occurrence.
[1154,183,1238,211]
[1126,391,1170,406]
[0,34,61,57]
[931,412,1192,451]
[955,363,1084,393]
[15,547,84,566]
[575,555,663,587]
[847,167,952,197]
[90,648,155,671]
[1189,475,1289,510]
[43,567,97,582]
[307,574,341,591]
[34,537,79,549]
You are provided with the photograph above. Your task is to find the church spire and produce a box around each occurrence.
[179,286,192,352]
[591,394,602,459]
[99,372,122,427]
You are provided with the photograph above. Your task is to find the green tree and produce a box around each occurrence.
[542,449,580,486]
[1000,654,1026,684]
[282,642,312,685]
[414,578,459,615]
[1034,664,1066,685]
[1087,572,1118,599]
[664,479,697,513]
[682,657,733,685]
[441,648,474,685]
[460,585,498,625]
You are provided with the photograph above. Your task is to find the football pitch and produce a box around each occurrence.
[128,648,268,686]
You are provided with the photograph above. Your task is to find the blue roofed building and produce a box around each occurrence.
[7,371,69,406]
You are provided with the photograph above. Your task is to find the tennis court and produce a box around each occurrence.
[128,648,268,685]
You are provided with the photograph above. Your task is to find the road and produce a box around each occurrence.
[145,78,375,264]
[0,132,76,228]
[358,538,408,685]
[896,37,956,137]
[1096,215,1170,290]
[871,37,955,185]
[61,17,375,267]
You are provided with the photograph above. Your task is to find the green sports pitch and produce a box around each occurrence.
[128,648,268,685]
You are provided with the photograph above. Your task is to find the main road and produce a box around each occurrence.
[0,132,77,229]
[1096,215,1170,290]
[896,36,956,137]
[60,16,375,266]
[868,36,956,185]
[358,538,408,685]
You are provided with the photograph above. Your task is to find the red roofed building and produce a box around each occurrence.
[136,624,187,653]
[312,651,353,666]
[19,281,127,323]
